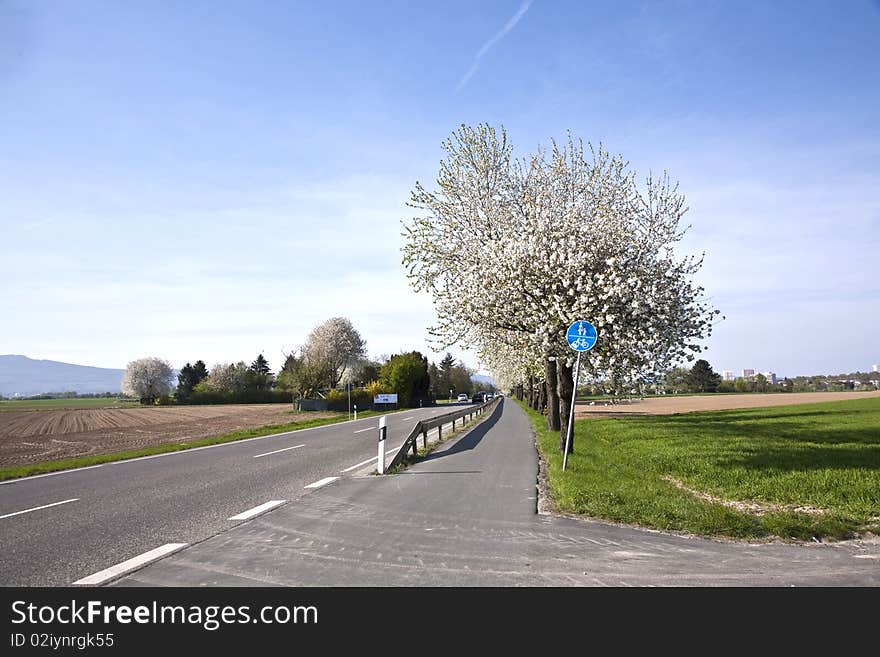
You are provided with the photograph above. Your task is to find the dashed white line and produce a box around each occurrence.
[305,477,339,489]
[72,543,188,586]
[401,416,415,421]
[353,427,374,434]
[228,500,287,521]
[0,498,79,519]
[252,444,305,459]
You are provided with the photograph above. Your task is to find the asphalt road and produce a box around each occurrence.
[0,404,466,586]
[115,399,880,587]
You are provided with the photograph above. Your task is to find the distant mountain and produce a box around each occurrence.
[471,373,495,386]
[0,355,124,397]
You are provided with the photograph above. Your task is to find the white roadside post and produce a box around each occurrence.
[353,404,358,421]
[377,415,387,474]
[563,320,598,472]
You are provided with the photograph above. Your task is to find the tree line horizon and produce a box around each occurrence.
[117,316,497,408]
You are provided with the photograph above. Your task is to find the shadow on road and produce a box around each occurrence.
[420,401,504,463]
[400,470,483,475]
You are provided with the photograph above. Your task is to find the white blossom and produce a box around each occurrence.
[402,123,719,406]
[121,357,174,403]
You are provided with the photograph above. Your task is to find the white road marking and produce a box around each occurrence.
[401,416,415,421]
[341,456,377,472]
[305,477,339,489]
[353,427,375,434]
[252,444,305,459]
[0,498,79,519]
[72,543,188,586]
[228,500,287,521]
[340,444,404,473]
[0,465,105,486]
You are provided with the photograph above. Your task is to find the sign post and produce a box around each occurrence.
[563,320,598,471]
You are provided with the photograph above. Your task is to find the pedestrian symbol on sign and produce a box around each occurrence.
[566,320,597,352]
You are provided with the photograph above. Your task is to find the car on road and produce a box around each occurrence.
[472,392,486,403]
[457,393,469,402]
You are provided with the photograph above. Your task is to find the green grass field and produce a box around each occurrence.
[0,397,140,411]
[520,397,880,541]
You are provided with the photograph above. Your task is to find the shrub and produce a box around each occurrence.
[188,389,292,405]
[324,388,373,412]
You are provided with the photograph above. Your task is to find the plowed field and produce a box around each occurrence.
[0,404,336,468]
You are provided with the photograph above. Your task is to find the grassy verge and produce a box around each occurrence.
[0,408,402,482]
[519,397,880,541]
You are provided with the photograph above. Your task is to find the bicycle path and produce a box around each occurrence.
[112,400,880,586]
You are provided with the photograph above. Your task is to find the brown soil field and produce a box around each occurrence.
[0,404,337,468]
[574,390,880,419]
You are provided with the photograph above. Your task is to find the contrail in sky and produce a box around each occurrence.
[456,0,534,92]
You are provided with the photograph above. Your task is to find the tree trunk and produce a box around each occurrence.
[545,359,560,431]
[516,384,523,401]
[557,360,574,453]
[527,376,535,409]
[537,378,546,415]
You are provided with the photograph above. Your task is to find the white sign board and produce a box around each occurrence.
[374,394,398,404]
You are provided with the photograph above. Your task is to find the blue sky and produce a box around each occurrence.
[1,0,878,377]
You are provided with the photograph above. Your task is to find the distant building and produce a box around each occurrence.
[722,370,735,381]
[762,371,777,385]
[742,369,755,378]
[874,364,879,373]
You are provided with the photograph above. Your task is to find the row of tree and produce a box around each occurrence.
[662,360,723,394]
[584,361,880,396]
[121,317,369,405]
[120,314,491,407]
[428,352,482,400]
[783,372,880,392]
[655,359,772,394]
[402,124,719,454]
[122,350,487,409]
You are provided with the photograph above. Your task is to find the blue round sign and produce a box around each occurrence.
[566,320,597,352]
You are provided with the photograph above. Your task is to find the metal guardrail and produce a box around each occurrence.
[386,396,503,471]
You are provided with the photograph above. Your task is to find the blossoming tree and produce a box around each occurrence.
[403,124,719,453]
